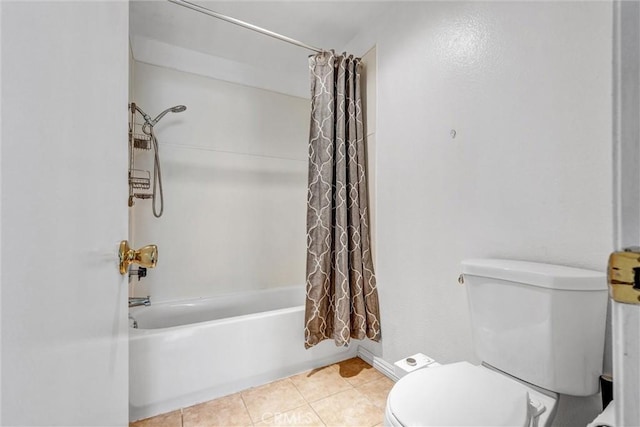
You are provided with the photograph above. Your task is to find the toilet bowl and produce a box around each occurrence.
[384,362,557,427]
[384,259,608,427]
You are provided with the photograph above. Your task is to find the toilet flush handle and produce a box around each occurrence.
[458,274,465,285]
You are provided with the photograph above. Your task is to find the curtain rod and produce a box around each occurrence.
[167,0,324,54]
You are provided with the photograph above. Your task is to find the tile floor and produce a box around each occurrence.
[130,357,395,427]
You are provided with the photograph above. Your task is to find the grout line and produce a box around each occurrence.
[292,366,356,404]
[304,385,355,404]
[307,402,327,427]
[238,390,256,426]
[356,386,379,408]
[350,372,388,388]
[288,374,305,398]
[353,389,386,427]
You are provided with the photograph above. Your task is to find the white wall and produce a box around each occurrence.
[357,47,383,357]
[362,46,377,264]
[131,36,309,99]
[130,62,309,302]
[346,2,612,425]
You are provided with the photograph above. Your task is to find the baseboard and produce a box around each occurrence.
[357,346,399,381]
[356,345,376,364]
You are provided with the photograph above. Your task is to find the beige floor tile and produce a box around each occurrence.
[129,410,182,427]
[241,378,306,424]
[255,404,325,427]
[290,364,353,402]
[334,357,384,387]
[356,376,395,408]
[183,393,252,427]
[310,388,383,427]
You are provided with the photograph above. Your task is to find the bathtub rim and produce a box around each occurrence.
[134,284,305,307]
[129,284,307,334]
[129,304,304,336]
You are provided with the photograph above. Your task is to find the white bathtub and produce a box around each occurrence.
[129,286,357,422]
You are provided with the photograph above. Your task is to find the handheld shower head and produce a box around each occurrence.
[132,104,187,135]
[151,105,187,126]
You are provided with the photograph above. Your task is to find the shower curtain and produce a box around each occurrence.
[304,50,381,349]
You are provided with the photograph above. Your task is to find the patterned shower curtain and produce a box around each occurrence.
[304,50,381,349]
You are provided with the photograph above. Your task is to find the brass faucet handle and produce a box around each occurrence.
[608,250,640,305]
[119,240,158,275]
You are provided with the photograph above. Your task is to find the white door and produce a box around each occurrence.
[1,2,130,425]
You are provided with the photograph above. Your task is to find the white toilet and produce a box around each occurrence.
[385,259,608,427]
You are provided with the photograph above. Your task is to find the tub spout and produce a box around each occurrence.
[129,296,151,308]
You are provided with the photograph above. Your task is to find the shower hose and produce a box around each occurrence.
[149,126,164,218]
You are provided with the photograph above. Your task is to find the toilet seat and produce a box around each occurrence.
[385,362,550,426]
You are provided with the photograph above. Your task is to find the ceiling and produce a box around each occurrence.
[130,1,389,74]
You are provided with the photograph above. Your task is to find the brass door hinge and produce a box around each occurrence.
[608,249,640,305]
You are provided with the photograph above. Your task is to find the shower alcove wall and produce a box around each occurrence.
[129,62,309,302]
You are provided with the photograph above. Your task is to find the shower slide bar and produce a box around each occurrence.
[167,0,324,54]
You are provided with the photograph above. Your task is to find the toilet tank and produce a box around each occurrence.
[461,259,608,396]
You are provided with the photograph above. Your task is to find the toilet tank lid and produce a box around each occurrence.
[461,259,606,291]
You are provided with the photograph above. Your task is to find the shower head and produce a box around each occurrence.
[133,104,187,128]
[151,105,187,126]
